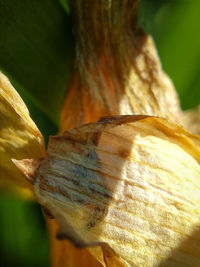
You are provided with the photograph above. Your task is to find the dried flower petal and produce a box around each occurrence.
[32,115,200,266]
[0,71,45,190]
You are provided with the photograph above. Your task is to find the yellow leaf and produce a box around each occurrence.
[0,71,45,192]
[32,115,200,266]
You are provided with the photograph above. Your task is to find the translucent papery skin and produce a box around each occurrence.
[0,71,45,192]
[34,115,200,267]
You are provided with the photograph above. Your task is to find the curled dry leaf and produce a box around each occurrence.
[18,115,200,266]
[0,71,45,191]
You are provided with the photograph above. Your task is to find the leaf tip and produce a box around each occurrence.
[12,158,43,184]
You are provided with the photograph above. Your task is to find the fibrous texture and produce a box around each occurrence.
[34,115,200,267]
[56,0,187,265]
[61,0,182,132]
[57,0,183,265]
[1,0,198,266]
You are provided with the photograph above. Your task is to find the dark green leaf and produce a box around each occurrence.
[58,0,70,14]
[140,0,200,110]
[0,0,74,125]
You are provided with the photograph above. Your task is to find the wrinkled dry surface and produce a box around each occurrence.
[53,0,198,266]
[1,0,200,266]
[32,115,200,267]
[61,0,182,132]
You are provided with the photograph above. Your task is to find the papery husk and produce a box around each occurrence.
[33,115,200,267]
[61,0,182,132]
[57,0,183,265]
[183,105,200,135]
[0,71,45,192]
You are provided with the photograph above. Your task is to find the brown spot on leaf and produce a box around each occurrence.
[118,149,130,159]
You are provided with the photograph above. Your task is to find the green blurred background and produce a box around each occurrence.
[0,0,199,266]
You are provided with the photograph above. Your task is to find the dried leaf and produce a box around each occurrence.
[32,115,200,266]
[0,71,45,191]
